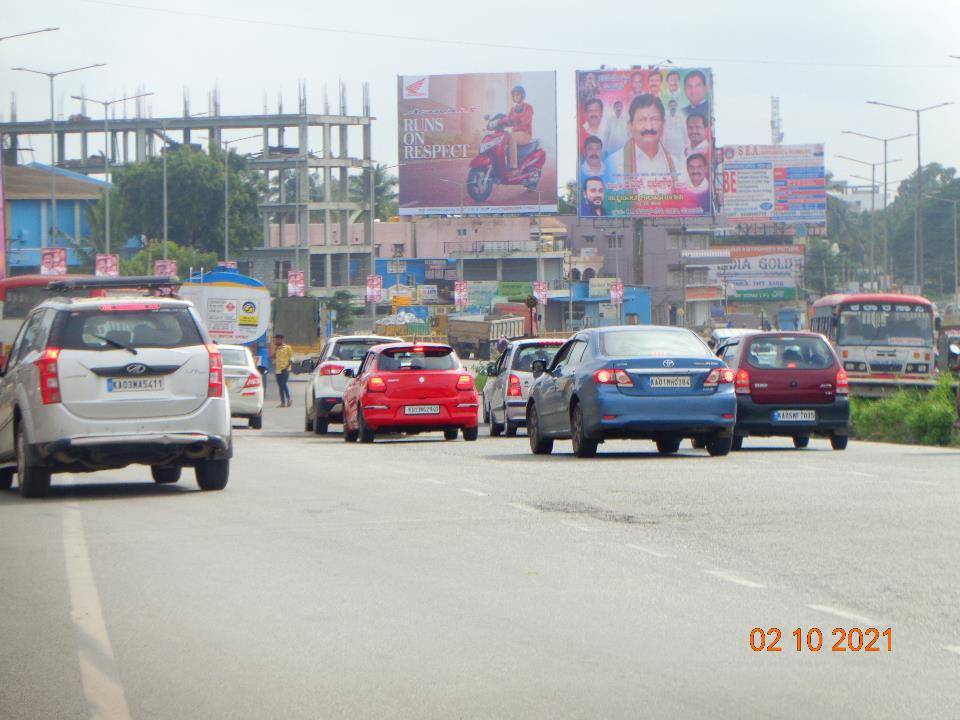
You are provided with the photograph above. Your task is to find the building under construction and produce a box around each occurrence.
[0,82,375,295]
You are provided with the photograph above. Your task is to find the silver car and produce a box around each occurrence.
[0,296,232,497]
[302,334,401,434]
[218,344,265,429]
[482,339,565,436]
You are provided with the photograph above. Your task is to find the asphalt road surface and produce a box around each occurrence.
[2,382,958,719]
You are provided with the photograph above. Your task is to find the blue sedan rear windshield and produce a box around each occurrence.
[601,330,711,358]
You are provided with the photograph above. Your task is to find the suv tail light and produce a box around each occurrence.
[703,367,736,388]
[367,376,386,392]
[835,368,849,395]
[593,368,634,387]
[319,363,345,376]
[206,344,223,398]
[507,373,522,396]
[36,347,62,404]
[735,368,751,395]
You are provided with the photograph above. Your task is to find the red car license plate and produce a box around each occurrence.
[404,405,440,415]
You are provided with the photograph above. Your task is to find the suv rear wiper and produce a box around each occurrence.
[93,334,138,355]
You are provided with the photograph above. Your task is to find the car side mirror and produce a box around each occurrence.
[531,359,546,378]
[949,343,960,358]
[343,368,356,379]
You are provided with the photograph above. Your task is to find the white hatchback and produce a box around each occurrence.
[0,296,232,497]
[218,344,264,429]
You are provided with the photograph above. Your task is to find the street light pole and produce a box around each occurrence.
[0,27,59,42]
[841,131,913,284]
[13,63,105,246]
[923,194,959,307]
[72,92,153,255]
[867,100,953,293]
[221,134,260,262]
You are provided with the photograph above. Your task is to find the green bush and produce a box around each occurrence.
[851,376,959,446]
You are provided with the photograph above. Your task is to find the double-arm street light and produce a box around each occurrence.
[222,134,260,262]
[841,130,913,282]
[0,28,59,42]
[836,154,901,287]
[866,100,954,293]
[923,194,959,307]
[72,92,153,254]
[12,63,106,244]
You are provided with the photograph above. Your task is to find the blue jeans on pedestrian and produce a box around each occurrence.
[276,370,290,405]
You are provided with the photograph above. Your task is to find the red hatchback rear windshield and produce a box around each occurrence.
[745,336,834,370]
[379,347,458,371]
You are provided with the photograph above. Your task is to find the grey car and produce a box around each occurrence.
[482,339,565,436]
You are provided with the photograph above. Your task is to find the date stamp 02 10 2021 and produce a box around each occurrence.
[750,627,893,653]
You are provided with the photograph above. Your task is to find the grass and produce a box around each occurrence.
[850,376,960,447]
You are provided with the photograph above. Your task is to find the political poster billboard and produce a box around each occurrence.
[40,247,67,276]
[576,67,714,219]
[398,71,558,215]
[721,144,826,225]
[95,253,119,277]
[705,245,806,301]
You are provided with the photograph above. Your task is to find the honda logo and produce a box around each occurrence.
[662,359,675,367]
[126,363,147,375]
[402,76,429,100]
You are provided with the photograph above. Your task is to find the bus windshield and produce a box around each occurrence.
[838,304,933,347]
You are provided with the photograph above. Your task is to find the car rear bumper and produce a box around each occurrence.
[361,400,479,431]
[314,396,344,422]
[505,399,528,424]
[229,392,263,418]
[736,396,849,436]
[31,432,232,472]
[584,391,737,438]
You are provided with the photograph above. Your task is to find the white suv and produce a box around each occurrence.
[0,296,232,497]
[302,334,401,434]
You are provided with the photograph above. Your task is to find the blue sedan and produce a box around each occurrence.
[525,326,737,457]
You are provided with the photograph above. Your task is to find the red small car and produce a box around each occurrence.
[715,331,850,450]
[342,343,479,443]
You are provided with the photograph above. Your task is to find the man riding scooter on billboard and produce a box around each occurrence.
[467,85,547,202]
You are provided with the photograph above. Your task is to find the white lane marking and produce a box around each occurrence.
[63,502,134,720]
[459,488,488,497]
[943,646,960,656]
[808,604,881,626]
[705,570,766,589]
[506,502,535,514]
[561,520,596,533]
[902,480,939,487]
[626,543,670,558]
[849,471,877,478]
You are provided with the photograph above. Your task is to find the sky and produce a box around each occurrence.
[3,0,960,197]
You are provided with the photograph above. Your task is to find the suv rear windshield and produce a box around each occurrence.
[601,330,711,358]
[219,348,250,366]
[745,336,834,370]
[378,347,458,371]
[512,344,563,371]
[330,339,387,361]
[55,307,204,351]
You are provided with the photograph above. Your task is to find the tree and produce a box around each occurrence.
[119,240,218,277]
[324,290,356,332]
[349,163,398,221]
[558,180,578,214]
[90,146,265,259]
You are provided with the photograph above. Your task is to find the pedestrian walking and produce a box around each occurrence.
[274,333,293,407]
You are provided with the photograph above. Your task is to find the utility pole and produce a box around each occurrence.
[13,63,106,246]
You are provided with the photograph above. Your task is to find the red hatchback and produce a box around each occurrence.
[341,343,479,443]
[716,332,850,450]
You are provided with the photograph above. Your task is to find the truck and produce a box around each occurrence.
[446,315,526,359]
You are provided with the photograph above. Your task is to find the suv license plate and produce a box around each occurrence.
[650,376,691,388]
[774,410,816,422]
[107,377,164,392]
[405,405,440,415]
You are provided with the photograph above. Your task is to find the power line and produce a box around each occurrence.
[80,0,960,70]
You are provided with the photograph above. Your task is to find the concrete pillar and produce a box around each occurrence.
[339,124,349,285]
[299,122,310,275]
[497,258,503,281]
[135,127,146,163]
[41,201,48,248]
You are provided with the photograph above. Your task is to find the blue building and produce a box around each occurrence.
[3,163,109,274]
[545,282,651,332]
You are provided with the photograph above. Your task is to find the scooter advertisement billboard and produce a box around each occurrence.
[397,71,558,215]
[576,67,714,219]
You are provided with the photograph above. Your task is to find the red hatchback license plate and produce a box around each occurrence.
[404,405,440,415]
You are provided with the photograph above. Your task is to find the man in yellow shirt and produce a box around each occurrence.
[273,333,293,407]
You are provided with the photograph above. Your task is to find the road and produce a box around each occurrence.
[2,382,959,719]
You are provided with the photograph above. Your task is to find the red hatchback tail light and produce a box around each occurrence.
[507,373,522,396]
[593,368,633,387]
[206,344,223,398]
[457,374,475,391]
[367,376,386,392]
[319,363,345,376]
[36,347,62,404]
[734,368,751,395]
[703,367,736,388]
[835,368,849,395]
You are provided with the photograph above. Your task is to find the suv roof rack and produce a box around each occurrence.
[45,275,181,293]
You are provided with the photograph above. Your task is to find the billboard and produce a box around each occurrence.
[40,247,67,276]
[287,270,305,297]
[180,273,271,344]
[154,259,178,277]
[706,245,806,301]
[95,253,119,277]
[721,144,826,225]
[366,274,383,303]
[576,67,714,219]
[398,71,558,215]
